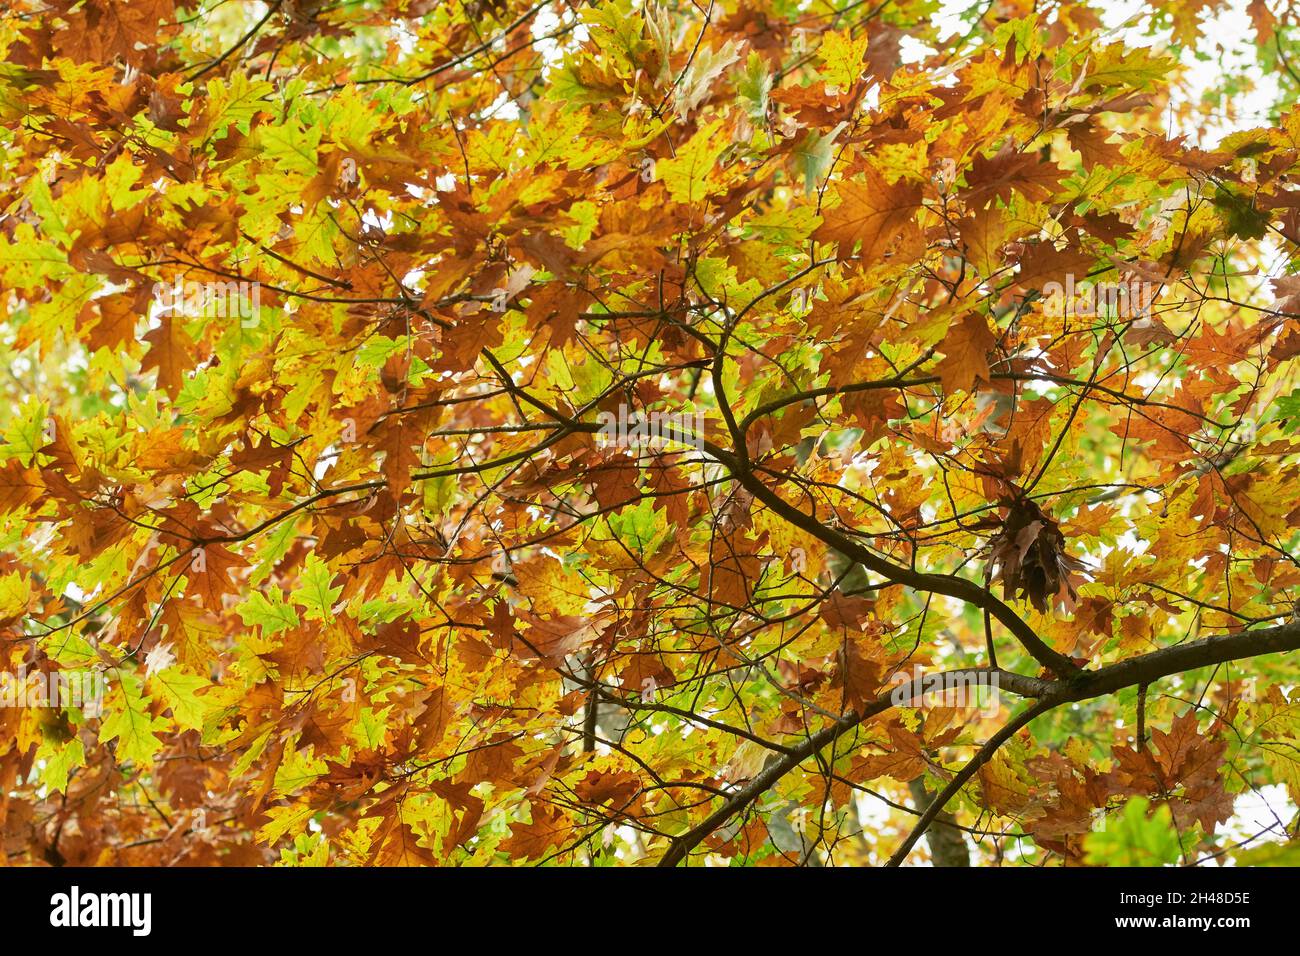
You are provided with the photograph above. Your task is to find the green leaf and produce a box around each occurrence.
[1084,797,1183,866]
[98,672,168,767]
[38,736,85,794]
[150,668,214,732]
[294,553,343,622]
[236,589,301,635]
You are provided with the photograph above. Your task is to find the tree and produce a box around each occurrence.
[1,0,1299,868]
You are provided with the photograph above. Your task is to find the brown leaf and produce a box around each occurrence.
[935,312,997,393]
[0,460,43,514]
[962,145,1066,208]
[815,168,922,265]
[187,542,249,613]
[141,316,196,399]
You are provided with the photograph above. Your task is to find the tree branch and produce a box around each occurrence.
[657,619,1300,866]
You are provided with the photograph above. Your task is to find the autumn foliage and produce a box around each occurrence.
[3,0,1300,868]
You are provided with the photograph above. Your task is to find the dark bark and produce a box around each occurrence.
[908,778,971,867]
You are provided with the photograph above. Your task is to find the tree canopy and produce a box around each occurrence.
[3,0,1300,867]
